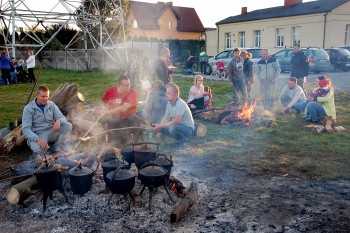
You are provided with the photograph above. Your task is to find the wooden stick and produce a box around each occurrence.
[0,173,33,183]
[25,60,45,105]
[73,115,102,150]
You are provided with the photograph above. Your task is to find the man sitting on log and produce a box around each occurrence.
[22,85,73,161]
[153,82,194,148]
[100,75,141,145]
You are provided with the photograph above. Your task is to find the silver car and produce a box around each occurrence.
[208,48,262,75]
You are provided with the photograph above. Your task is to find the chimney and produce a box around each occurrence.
[156,2,165,13]
[284,0,303,7]
[241,7,248,14]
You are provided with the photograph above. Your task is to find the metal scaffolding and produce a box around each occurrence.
[0,0,128,70]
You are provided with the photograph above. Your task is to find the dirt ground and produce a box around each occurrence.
[0,147,349,233]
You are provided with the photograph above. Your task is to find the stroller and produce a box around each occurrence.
[182,56,196,75]
[211,61,226,78]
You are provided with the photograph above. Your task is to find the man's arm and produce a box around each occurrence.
[286,88,303,109]
[102,102,133,117]
[154,114,182,131]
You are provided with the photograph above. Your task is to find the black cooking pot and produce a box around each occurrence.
[106,165,136,194]
[121,143,135,167]
[34,161,63,192]
[133,142,159,169]
[101,159,128,188]
[68,163,94,195]
[154,154,173,178]
[138,162,168,188]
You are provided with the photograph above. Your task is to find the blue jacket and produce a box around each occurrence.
[0,55,10,70]
[22,99,68,141]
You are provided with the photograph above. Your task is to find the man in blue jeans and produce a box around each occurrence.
[279,77,306,114]
[153,82,194,148]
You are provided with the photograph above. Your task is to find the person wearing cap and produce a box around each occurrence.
[100,75,141,144]
[303,76,336,123]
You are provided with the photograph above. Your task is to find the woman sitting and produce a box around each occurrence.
[304,76,336,123]
[187,75,209,113]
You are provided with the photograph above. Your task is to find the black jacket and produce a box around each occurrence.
[291,51,309,78]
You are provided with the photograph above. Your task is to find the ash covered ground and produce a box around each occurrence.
[0,148,350,233]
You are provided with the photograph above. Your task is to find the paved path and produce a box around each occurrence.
[179,71,350,93]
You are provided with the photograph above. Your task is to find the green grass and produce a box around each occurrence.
[1,68,350,180]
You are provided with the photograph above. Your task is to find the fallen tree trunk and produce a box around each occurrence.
[1,125,26,153]
[6,176,39,206]
[170,182,199,223]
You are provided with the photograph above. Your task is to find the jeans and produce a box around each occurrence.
[232,79,247,106]
[160,124,193,146]
[280,95,307,114]
[27,121,72,155]
[10,71,18,83]
[200,62,206,74]
[260,80,275,110]
[305,102,326,122]
[245,80,254,105]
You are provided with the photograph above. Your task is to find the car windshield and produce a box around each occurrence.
[247,49,262,59]
[310,49,329,58]
[216,51,229,59]
[339,48,350,56]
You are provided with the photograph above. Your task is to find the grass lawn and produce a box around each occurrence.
[0,68,350,180]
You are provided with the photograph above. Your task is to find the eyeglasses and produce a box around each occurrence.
[121,84,131,87]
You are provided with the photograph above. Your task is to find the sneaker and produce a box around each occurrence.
[302,114,309,118]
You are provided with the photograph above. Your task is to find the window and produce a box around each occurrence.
[345,24,350,45]
[239,31,245,48]
[254,30,261,48]
[276,28,284,47]
[292,26,301,45]
[225,33,231,48]
[168,20,172,29]
[131,20,137,29]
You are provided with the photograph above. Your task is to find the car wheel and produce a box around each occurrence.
[329,64,337,72]
[314,70,321,74]
[205,64,212,75]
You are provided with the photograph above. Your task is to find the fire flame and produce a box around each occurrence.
[238,101,257,120]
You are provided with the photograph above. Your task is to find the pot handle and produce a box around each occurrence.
[156,153,172,163]
[138,162,168,174]
[112,164,129,180]
[121,143,134,154]
[132,142,160,151]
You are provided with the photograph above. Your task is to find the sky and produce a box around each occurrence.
[137,0,315,27]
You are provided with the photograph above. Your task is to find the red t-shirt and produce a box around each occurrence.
[101,86,138,118]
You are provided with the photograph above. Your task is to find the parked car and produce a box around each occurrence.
[207,48,262,75]
[272,48,330,73]
[340,45,350,52]
[324,48,350,72]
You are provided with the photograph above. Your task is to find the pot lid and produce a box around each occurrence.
[154,155,172,166]
[139,165,166,177]
[101,159,122,169]
[68,164,94,176]
[36,163,61,173]
[134,144,157,153]
[106,167,135,181]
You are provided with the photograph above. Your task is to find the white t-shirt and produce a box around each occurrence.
[187,85,204,103]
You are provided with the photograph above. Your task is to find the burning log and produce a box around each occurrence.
[49,83,84,115]
[6,176,39,206]
[170,182,198,223]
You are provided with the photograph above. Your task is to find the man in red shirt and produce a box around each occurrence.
[100,75,140,144]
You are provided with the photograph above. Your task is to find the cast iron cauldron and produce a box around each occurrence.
[34,161,63,192]
[101,159,128,188]
[121,143,135,167]
[133,142,159,169]
[106,165,136,194]
[154,154,173,178]
[68,163,94,195]
[138,162,168,188]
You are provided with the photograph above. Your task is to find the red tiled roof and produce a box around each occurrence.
[129,1,204,32]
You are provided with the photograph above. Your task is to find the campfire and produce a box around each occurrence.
[220,102,258,127]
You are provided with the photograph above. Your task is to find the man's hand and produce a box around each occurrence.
[272,78,276,83]
[153,123,162,131]
[306,96,313,101]
[229,83,234,87]
[37,138,49,151]
[53,120,61,132]
[279,107,289,115]
[189,104,196,109]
